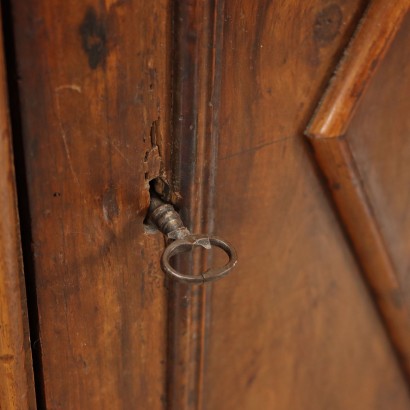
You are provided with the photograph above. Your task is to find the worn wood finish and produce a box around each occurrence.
[306,1,410,378]
[308,0,409,138]
[168,1,225,409]
[203,1,410,409]
[7,0,410,408]
[11,0,171,408]
[0,10,36,410]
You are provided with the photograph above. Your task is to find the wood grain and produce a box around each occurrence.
[10,0,171,408]
[7,0,410,408]
[203,0,410,409]
[306,0,410,379]
[0,9,36,410]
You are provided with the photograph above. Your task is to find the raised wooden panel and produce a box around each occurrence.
[347,9,410,369]
[347,11,410,291]
[11,1,171,408]
[7,0,410,408]
[202,1,410,409]
[306,0,410,378]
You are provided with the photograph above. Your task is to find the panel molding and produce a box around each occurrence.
[307,0,409,139]
[306,0,410,380]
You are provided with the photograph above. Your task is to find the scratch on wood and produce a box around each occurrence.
[54,86,82,185]
[55,84,82,93]
[220,136,293,161]
[104,138,133,169]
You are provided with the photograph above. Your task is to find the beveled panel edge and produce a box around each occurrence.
[306,0,409,139]
[305,0,410,383]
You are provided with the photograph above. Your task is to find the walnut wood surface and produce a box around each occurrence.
[306,0,410,379]
[10,1,171,408]
[202,1,410,409]
[7,0,410,408]
[0,9,36,410]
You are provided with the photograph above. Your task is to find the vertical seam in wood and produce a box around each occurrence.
[167,1,224,409]
[0,3,37,408]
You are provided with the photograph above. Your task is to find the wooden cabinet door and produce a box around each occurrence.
[6,1,171,408]
[199,1,410,409]
[2,0,410,409]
